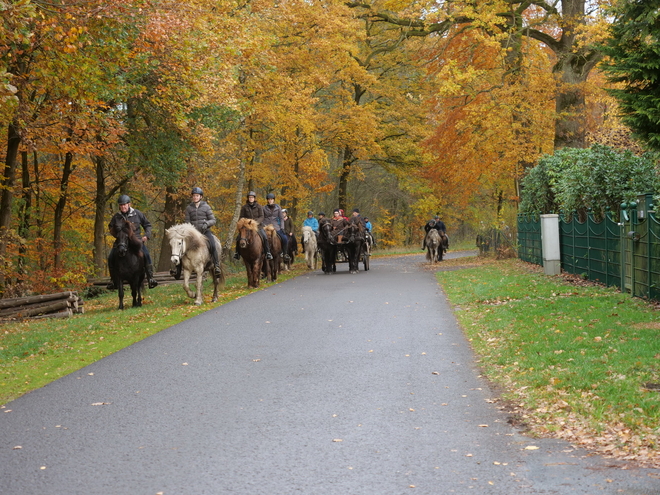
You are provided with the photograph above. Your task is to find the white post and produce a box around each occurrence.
[540,214,561,276]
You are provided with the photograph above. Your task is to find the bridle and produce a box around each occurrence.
[117,221,131,257]
[238,226,252,247]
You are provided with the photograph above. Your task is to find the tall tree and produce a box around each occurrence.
[349,0,607,149]
[600,0,660,151]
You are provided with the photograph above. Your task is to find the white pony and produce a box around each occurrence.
[166,223,225,305]
[425,229,441,265]
[302,226,318,270]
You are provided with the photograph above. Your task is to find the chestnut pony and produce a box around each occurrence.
[236,218,266,288]
[264,225,282,282]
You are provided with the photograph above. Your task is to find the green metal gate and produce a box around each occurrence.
[517,213,542,265]
[560,212,621,289]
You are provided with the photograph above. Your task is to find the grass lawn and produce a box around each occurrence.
[437,256,660,467]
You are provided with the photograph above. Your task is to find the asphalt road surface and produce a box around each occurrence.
[1,252,659,494]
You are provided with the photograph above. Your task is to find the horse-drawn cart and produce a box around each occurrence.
[332,230,373,271]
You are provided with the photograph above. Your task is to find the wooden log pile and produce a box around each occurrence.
[0,291,84,321]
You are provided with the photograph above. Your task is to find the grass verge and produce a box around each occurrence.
[438,257,660,466]
[0,263,307,406]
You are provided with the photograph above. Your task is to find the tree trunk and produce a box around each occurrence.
[554,60,588,149]
[224,157,246,254]
[0,123,20,248]
[53,151,74,271]
[93,155,107,276]
[338,145,352,212]
[17,151,31,278]
[156,186,185,272]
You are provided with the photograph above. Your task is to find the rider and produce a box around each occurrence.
[422,215,448,250]
[364,217,372,232]
[233,191,273,261]
[302,210,319,247]
[262,192,290,261]
[107,194,158,290]
[282,209,295,257]
[331,208,349,243]
[185,187,222,277]
[351,208,365,227]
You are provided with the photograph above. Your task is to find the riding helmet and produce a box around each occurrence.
[247,191,256,198]
[117,194,131,205]
[353,208,360,213]
[191,187,203,196]
[307,210,313,216]
[266,193,275,200]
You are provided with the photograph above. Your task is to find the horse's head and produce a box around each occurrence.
[319,218,334,243]
[237,218,257,249]
[302,226,312,243]
[166,225,188,266]
[116,219,135,257]
[347,217,364,240]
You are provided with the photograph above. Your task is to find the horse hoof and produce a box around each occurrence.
[195,301,203,306]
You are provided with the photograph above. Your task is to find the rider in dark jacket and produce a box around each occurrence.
[233,191,273,260]
[422,215,448,249]
[107,194,158,290]
[263,192,290,261]
[185,187,222,277]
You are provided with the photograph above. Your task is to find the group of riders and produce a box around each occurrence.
[107,188,445,287]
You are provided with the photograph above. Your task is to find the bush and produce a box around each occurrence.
[519,144,660,219]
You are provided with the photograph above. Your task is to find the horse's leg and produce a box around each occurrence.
[211,266,219,302]
[251,260,260,288]
[182,266,195,299]
[194,263,205,305]
[117,276,124,310]
[131,280,140,307]
[136,271,144,307]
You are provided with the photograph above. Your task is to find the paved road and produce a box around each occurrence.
[1,253,659,494]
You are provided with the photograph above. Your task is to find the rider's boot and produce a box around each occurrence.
[266,251,273,260]
[233,252,241,260]
[213,258,222,278]
[106,280,116,290]
[146,264,159,289]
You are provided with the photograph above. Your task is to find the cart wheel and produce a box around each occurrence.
[363,253,369,271]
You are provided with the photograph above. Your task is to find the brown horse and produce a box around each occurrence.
[264,225,282,282]
[236,218,266,288]
[344,216,365,274]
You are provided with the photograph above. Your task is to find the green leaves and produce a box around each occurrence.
[519,144,660,219]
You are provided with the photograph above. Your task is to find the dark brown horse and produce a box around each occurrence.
[283,234,297,271]
[318,217,336,274]
[236,218,266,288]
[264,225,282,282]
[108,218,145,309]
[344,216,365,274]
